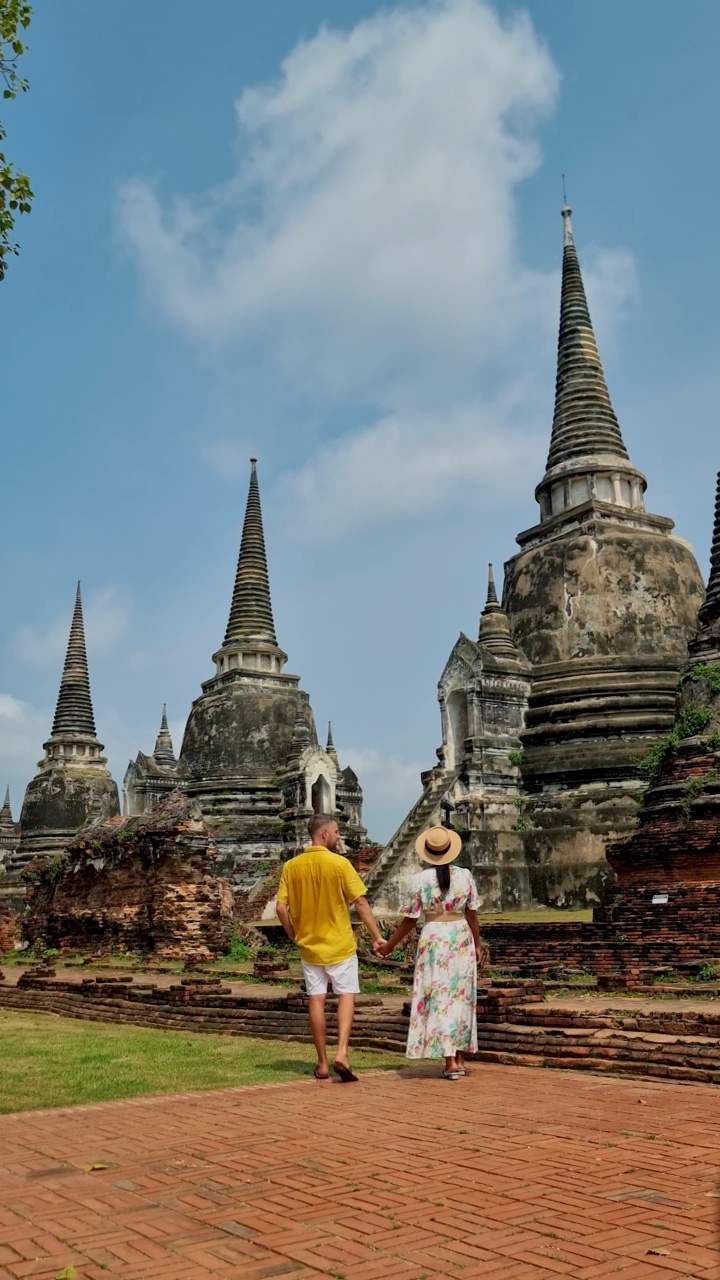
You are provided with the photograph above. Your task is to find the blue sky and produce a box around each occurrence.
[3,0,720,839]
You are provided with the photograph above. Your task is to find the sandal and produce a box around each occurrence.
[333,1061,359,1083]
[314,1066,330,1080]
[441,1070,461,1080]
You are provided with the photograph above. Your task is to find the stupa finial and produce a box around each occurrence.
[50,582,98,738]
[224,458,278,647]
[479,564,519,659]
[153,703,177,768]
[545,205,629,472]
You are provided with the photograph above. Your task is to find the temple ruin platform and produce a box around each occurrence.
[4,967,720,1087]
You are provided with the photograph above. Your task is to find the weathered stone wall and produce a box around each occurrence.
[504,528,704,669]
[0,905,17,953]
[3,974,720,1084]
[15,766,120,869]
[180,679,310,783]
[491,526,704,905]
[22,796,234,960]
[597,736,720,971]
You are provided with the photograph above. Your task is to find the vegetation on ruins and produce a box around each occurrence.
[225,933,251,962]
[0,0,32,280]
[512,795,530,833]
[686,663,720,694]
[638,701,714,788]
[679,770,719,823]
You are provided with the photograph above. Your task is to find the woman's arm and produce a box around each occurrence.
[378,915,417,956]
[464,908,488,966]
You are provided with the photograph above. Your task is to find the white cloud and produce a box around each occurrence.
[282,398,543,540]
[0,694,28,721]
[120,1,558,381]
[582,247,639,359]
[120,0,637,538]
[12,588,131,669]
[0,694,48,802]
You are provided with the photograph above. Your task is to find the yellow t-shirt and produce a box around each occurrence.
[276,846,367,966]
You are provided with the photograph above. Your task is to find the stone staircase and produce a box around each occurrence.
[363,769,457,906]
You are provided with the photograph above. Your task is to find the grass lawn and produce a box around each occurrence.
[0,1011,407,1114]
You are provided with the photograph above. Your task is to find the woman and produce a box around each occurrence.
[378,825,485,1080]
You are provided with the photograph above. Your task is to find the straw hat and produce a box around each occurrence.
[415,825,462,866]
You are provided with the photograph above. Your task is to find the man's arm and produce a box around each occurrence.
[378,914,416,956]
[352,895,383,947]
[276,901,296,943]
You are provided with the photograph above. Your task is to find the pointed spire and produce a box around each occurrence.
[51,583,98,738]
[0,786,13,826]
[543,204,627,471]
[224,459,278,647]
[545,206,629,471]
[326,721,339,766]
[486,564,499,606]
[479,564,519,659]
[153,704,176,769]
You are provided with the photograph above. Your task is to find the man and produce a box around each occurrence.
[276,812,384,1082]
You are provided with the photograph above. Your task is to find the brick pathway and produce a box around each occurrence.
[0,1065,718,1280]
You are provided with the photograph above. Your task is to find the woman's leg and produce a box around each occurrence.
[443,1053,459,1076]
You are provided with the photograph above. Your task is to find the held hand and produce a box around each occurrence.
[374,938,392,958]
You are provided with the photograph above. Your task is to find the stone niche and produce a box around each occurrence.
[22,795,234,961]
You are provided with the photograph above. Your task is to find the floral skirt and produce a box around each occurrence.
[405,919,478,1059]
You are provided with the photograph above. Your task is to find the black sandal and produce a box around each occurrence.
[314,1066,330,1080]
[333,1061,359,1083]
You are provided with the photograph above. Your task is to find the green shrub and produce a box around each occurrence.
[638,702,714,789]
[688,663,720,694]
[225,934,251,962]
[638,735,676,787]
[676,702,712,739]
[45,857,62,885]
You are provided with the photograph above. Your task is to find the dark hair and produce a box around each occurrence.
[308,812,336,840]
[435,863,451,896]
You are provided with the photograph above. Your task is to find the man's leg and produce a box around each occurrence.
[303,962,330,1077]
[335,993,355,1069]
[307,995,330,1076]
[329,956,360,1075]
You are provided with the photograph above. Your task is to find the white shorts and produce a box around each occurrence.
[302,954,360,996]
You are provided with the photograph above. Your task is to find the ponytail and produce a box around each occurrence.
[435,864,451,897]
